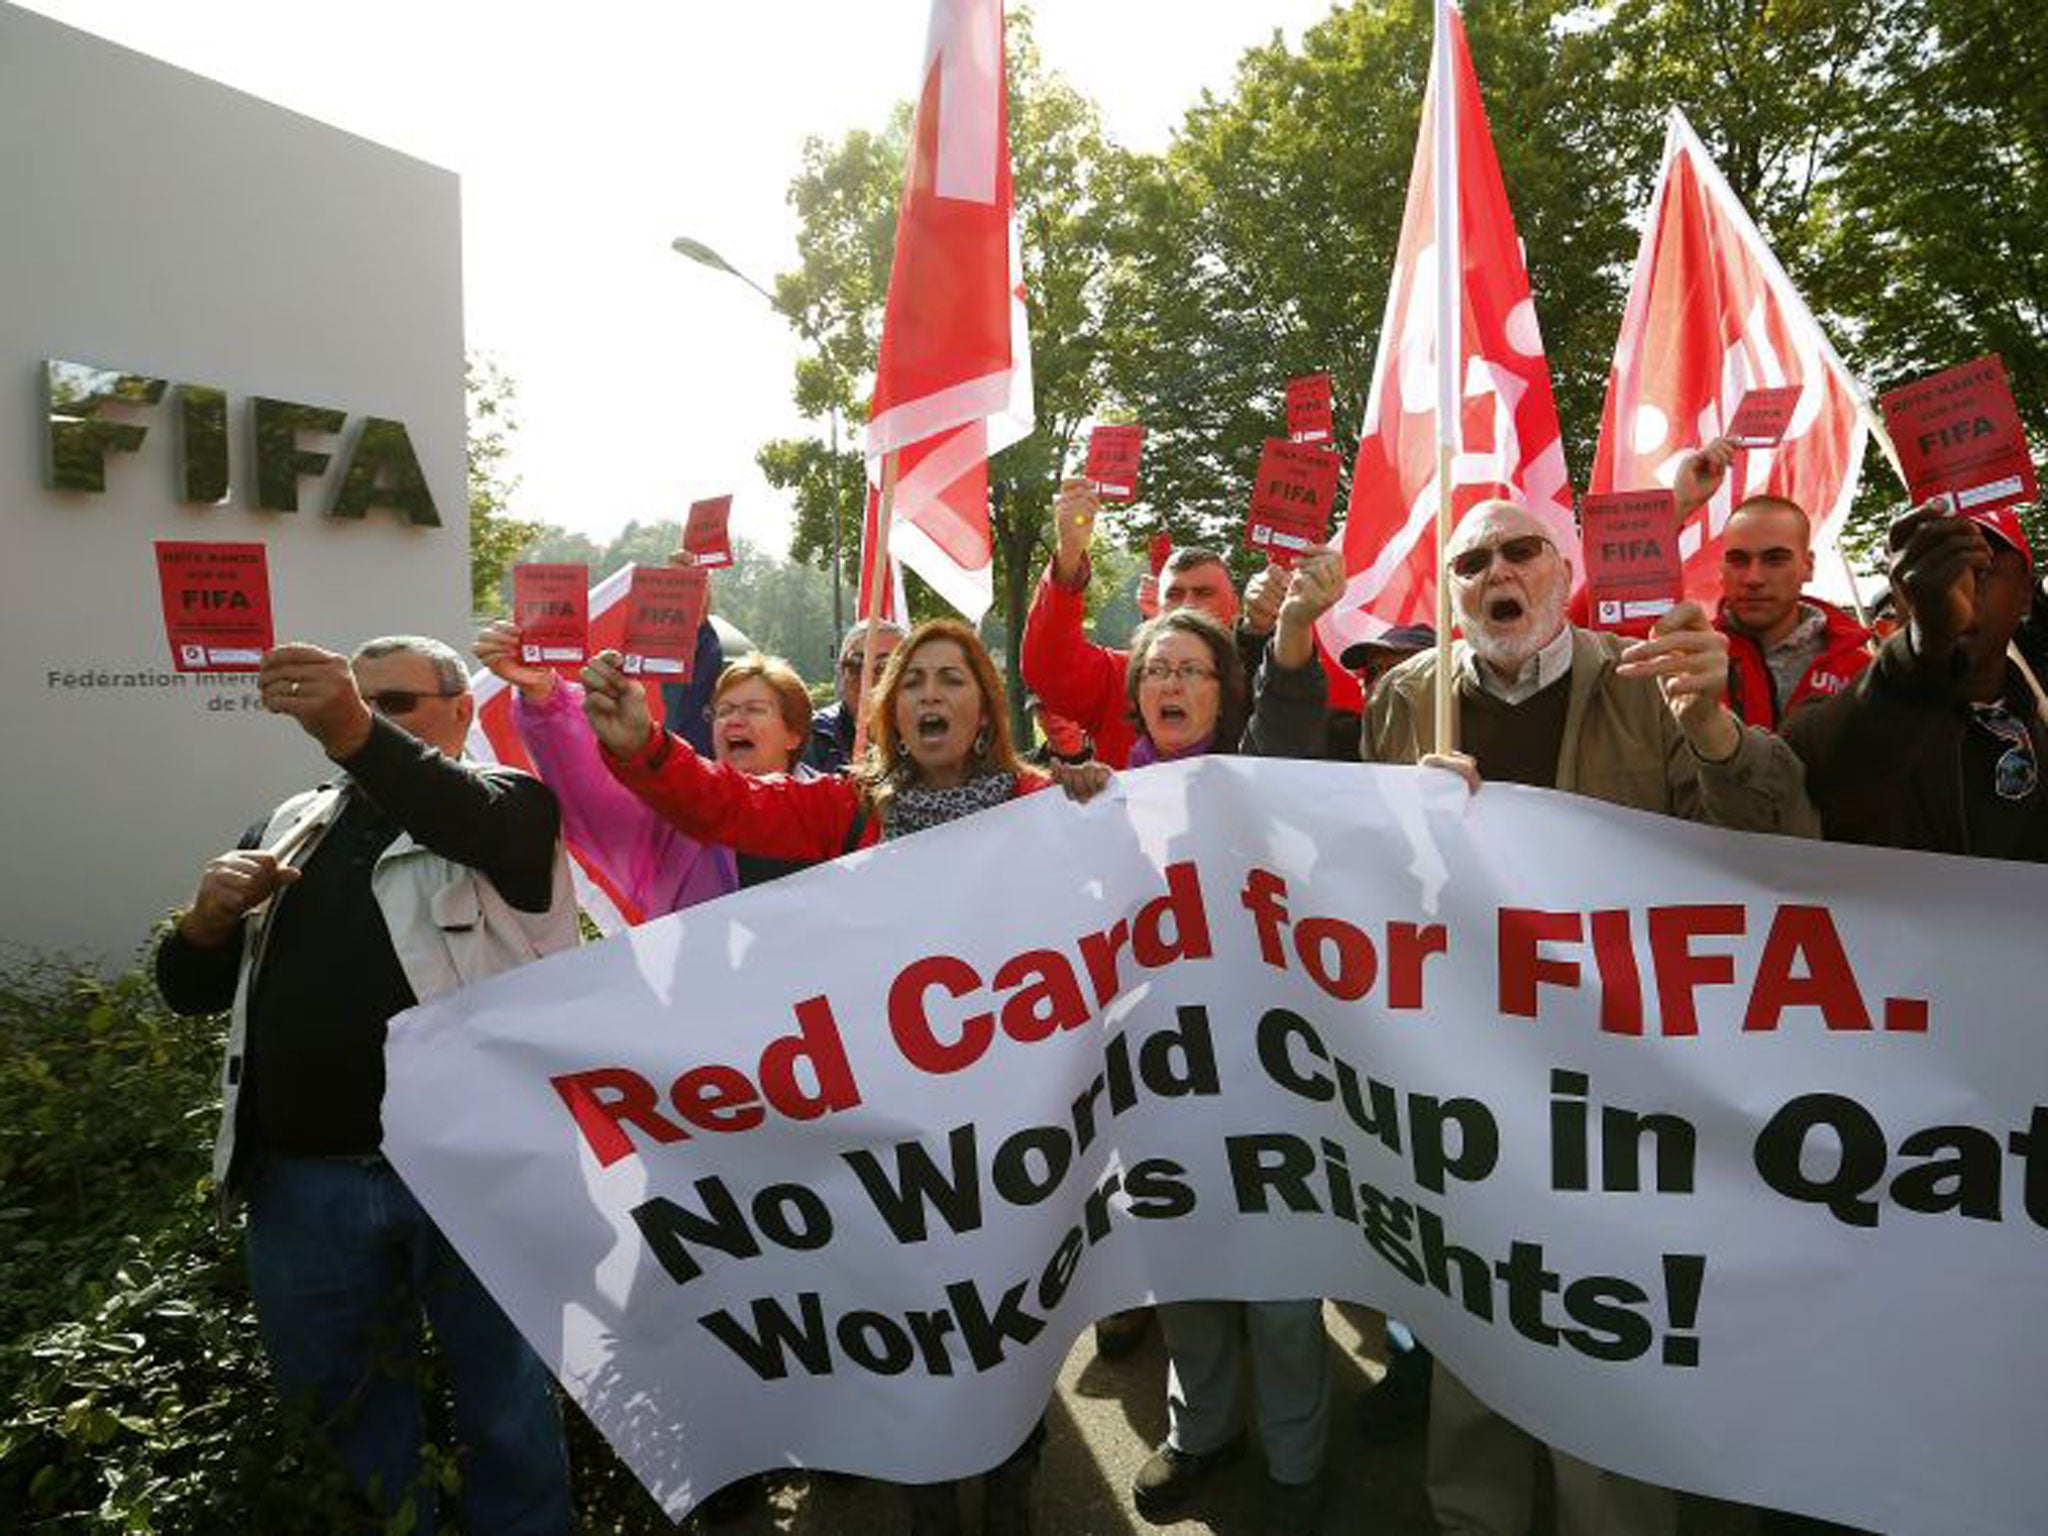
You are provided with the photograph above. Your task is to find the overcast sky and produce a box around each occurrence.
[22,1,1340,554]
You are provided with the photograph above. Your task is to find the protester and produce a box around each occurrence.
[1787,501,2046,864]
[1353,500,1818,1536]
[474,625,826,1529]
[478,620,818,908]
[1121,556,1337,1536]
[1331,623,1436,767]
[153,636,578,1535]
[807,618,907,771]
[1771,494,2036,1536]
[1672,437,1873,727]
[1339,623,1436,698]
[583,615,1108,1536]
[1023,477,1265,767]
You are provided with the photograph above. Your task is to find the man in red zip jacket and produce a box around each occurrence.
[1674,437,1873,729]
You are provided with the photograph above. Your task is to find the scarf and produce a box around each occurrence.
[882,769,1015,841]
[1127,730,1216,768]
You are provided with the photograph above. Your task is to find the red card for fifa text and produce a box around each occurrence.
[1728,385,1802,448]
[1148,532,1173,577]
[1246,438,1339,564]
[155,541,273,672]
[1880,355,2039,514]
[1581,490,1682,630]
[620,565,708,680]
[1285,372,1335,445]
[513,563,590,667]
[682,496,734,568]
[1085,425,1144,502]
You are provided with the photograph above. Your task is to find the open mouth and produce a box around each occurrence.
[721,730,758,757]
[1487,596,1524,623]
[1158,703,1189,726]
[915,711,950,742]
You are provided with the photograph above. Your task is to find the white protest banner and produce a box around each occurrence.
[384,760,2048,1533]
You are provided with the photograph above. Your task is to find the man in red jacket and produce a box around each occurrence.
[1675,438,1873,729]
[1022,478,1249,768]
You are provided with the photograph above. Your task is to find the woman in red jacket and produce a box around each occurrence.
[585,617,1100,855]
[583,615,1101,1536]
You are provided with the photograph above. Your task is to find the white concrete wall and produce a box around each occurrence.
[0,3,468,965]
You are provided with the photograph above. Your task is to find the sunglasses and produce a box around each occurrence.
[1450,534,1552,580]
[367,688,464,716]
[1971,702,2039,802]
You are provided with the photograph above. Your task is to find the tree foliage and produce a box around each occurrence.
[466,357,546,619]
[760,0,2048,602]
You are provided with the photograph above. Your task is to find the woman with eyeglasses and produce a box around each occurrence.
[583,614,1107,1536]
[476,622,824,925]
[1118,549,1341,1536]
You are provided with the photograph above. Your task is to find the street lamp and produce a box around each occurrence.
[669,235,846,639]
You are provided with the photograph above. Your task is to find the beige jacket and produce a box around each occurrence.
[1364,627,1820,835]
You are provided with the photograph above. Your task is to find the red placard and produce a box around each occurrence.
[1880,354,2039,515]
[513,563,590,668]
[1148,532,1173,577]
[155,541,274,672]
[1580,490,1682,630]
[1285,372,1335,445]
[1246,439,1340,565]
[620,565,708,680]
[1085,424,1144,502]
[682,496,734,568]
[1727,385,1802,449]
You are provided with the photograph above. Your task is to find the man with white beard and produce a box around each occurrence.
[1346,498,1818,1536]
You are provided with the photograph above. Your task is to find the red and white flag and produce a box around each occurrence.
[865,0,1033,624]
[1589,109,1871,601]
[1320,0,1574,697]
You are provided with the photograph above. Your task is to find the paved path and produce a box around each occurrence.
[701,1303,1758,1535]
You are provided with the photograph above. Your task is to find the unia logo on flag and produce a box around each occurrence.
[1589,110,1870,601]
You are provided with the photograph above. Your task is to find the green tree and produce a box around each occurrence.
[1097,0,1642,568]
[1804,0,2048,557]
[711,537,838,678]
[466,357,545,617]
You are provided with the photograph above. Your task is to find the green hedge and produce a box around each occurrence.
[0,954,668,1534]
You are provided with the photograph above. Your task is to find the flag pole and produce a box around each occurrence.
[1431,0,1459,754]
[850,449,900,765]
[1827,401,1911,634]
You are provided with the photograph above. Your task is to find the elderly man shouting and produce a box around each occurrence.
[1318,499,1819,1536]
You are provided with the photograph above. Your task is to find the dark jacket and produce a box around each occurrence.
[1784,630,2048,861]
[804,699,856,774]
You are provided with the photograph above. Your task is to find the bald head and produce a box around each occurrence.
[1448,499,1553,561]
